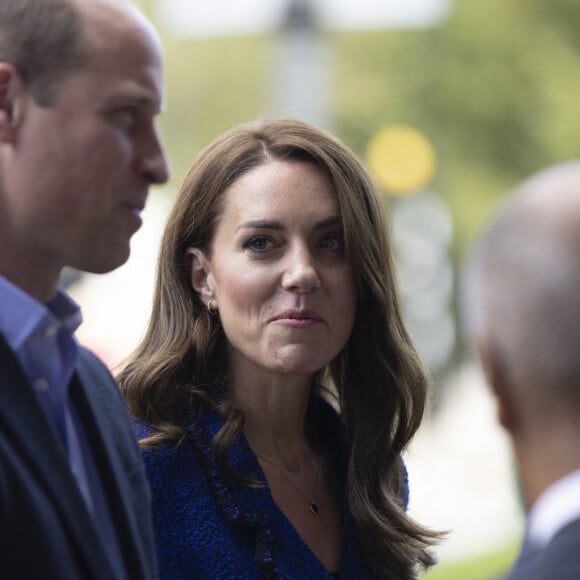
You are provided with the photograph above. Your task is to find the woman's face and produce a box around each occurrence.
[192,159,357,380]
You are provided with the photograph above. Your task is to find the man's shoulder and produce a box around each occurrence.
[510,518,580,580]
[73,347,139,456]
[75,347,126,407]
[77,347,115,383]
[541,517,580,571]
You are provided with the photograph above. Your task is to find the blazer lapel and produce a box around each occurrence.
[0,337,114,578]
[73,351,149,577]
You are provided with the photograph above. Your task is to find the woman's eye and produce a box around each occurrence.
[243,236,274,252]
[320,232,344,251]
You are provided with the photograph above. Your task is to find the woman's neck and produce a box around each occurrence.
[232,372,315,469]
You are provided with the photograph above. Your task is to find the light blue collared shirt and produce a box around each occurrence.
[0,275,127,579]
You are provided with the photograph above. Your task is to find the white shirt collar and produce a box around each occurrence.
[527,469,580,548]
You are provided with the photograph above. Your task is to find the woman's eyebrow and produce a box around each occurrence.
[237,220,283,232]
[314,216,342,229]
[237,216,341,232]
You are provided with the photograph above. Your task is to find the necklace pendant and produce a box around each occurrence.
[309,501,320,515]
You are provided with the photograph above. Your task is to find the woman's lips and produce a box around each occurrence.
[270,310,323,327]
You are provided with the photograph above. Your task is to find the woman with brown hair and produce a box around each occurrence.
[119,118,440,579]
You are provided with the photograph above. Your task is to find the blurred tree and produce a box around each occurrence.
[334,0,580,254]
[145,0,580,258]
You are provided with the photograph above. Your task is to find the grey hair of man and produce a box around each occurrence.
[0,0,91,106]
[0,0,140,107]
[463,160,580,426]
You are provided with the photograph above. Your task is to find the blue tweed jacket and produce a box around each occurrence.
[137,398,409,579]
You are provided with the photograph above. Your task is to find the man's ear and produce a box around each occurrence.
[476,336,517,434]
[0,63,26,143]
[185,247,215,307]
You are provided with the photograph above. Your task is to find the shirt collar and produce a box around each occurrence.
[46,289,83,334]
[527,468,580,548]
[0,275,82,350]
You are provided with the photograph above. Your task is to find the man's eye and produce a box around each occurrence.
[114,107,139,128]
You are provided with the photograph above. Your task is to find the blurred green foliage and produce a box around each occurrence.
[147,0,580,260]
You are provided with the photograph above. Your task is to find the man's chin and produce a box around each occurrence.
[76,245,131,275]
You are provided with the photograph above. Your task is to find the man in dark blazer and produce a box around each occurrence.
[0,0,169,577]
[463,161,580,580]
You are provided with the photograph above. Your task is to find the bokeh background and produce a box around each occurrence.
[69,1,580,577]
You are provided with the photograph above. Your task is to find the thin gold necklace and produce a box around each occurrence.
[257,453,321,515]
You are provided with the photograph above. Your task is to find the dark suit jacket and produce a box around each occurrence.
[0,336,158,580]
[508,518,580,580]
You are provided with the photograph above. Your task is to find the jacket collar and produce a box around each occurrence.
[0,337,116,578]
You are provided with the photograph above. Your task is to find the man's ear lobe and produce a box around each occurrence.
[0,63,26,142]
[186,247,213,304]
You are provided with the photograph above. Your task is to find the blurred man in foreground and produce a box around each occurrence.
[464,161,580,580]
[0,0,169,577]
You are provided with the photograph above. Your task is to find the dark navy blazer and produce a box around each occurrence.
[509,518,580,580]
[0,337,158,580]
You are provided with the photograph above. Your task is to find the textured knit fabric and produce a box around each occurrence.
[138,397,409,580]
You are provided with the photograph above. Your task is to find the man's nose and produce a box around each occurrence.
[140,129,170,185]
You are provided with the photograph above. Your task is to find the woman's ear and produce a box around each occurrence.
[186,247,215,306]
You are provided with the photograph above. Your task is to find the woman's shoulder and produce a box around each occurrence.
[134,409,221,453]
[133,420,206,483]
[134,420,153,441]
[134,410,251,485]
[134,421,180,456]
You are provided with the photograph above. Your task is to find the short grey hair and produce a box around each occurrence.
[463,161,580,405]
[0,0,86,105]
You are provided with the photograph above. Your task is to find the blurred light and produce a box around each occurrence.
[154,0,451,38]
[392,190,453,246]
[404,264,454,316]
[367,125,437,195]
[388,189,455,375]
[316,0,451,30]
[406,312,456,370]
[269,0,333,129]
[155,0,287,37]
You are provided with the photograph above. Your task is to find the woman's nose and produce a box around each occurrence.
[281,245,321,294]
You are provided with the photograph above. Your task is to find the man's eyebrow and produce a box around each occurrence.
[108,89,164,111]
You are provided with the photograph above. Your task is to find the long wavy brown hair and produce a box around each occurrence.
[119,118,441,578]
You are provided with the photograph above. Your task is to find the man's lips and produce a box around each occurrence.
[121,197,147,229]
[122,197,147,216]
